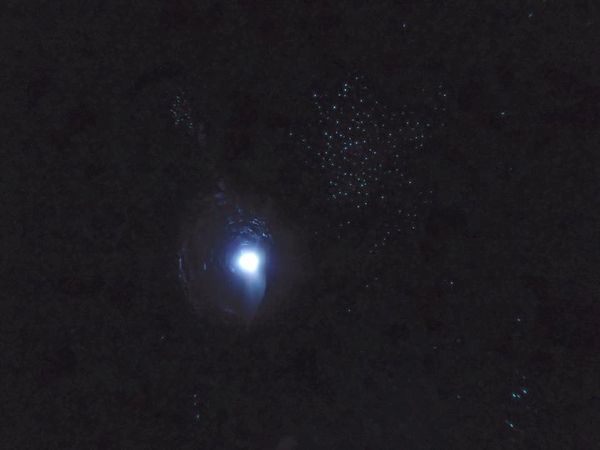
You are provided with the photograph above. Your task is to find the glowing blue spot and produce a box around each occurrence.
[237,251,260,274]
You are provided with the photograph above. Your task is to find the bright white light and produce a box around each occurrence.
[237,250,260,274]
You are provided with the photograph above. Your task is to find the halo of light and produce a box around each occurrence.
[237,250,260,274]
[177,184,275,324]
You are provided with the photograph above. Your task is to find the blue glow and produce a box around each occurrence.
[178,186,272,323]
[237,250,260,274]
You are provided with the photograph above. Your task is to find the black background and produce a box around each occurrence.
[4,1,600,448]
